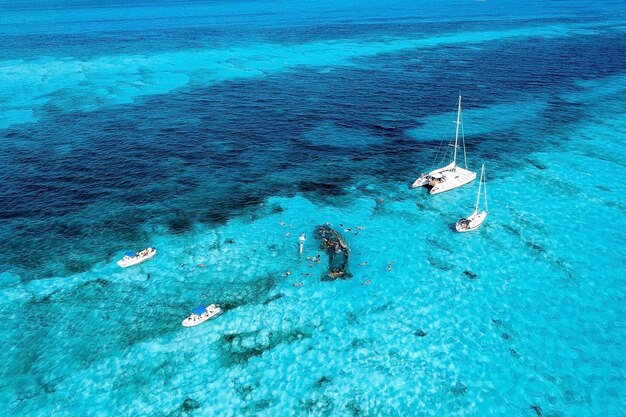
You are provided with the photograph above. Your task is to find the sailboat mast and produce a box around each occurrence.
[483,166,488,213]
[453,95,461,167]
[474,164,484,213]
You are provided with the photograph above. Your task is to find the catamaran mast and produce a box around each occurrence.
[453,95,462,167]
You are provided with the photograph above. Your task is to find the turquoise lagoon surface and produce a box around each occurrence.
[1,1,626,416]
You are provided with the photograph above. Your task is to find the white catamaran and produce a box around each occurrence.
[411,95,476,194]
[456,164,488,232]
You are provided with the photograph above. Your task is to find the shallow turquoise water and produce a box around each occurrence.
[1,1,625,416]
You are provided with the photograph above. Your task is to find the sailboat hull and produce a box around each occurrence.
[456,211,487,232]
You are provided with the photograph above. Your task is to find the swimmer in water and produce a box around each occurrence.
[283,270,291,276]
[361,280,371,286]
[293,282,303,287]
[359,261,368,266]
[387,261,393,271]
[285,232,291,237]
[279,221,285,226]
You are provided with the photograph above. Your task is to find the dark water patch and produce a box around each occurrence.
[530,404,543,417]
[297,180,347,197]
[375,302,394,312]
[218,327,310,367]
[414,329,427,337]
[346,311,358,324]
[501,224,522,238]
[271,204,284,213]
[63,255,94,275]
[427,256,453,271]
[527,158,547,170]
[463,270,478,279]
[604,200,626,212]
[491,318,503,327]
[233,381,256,400]
[553,258,576,281]
[300,394,334,416]
[501,332,512,341]
[168,216,194,234]
[450,382,467,396]
[224,238,235,244]
[346,399,366,417]
[214,274,278,310]
[426,238,454,254]
[351,338,368,348]
[595,184,611,192]
[525,240,547,254]
[530,172,583,197]
[34,289,59,304]
[242,398,273,414]
[314,376,334,389]
[262,292,284,305]
[415,200,427,211]
[181,397,201,412]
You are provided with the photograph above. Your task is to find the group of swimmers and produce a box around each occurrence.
[281,220,393,288]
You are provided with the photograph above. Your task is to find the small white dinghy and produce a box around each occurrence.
[116,247,156,268]
[411,95,476,194]
[182,304,222,327]
[456,164,488,232]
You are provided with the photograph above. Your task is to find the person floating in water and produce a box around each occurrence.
[283,270,291,276]
[146,272,151,280]
[361,280,371,286]
[387,261,393,271]
[293,282,303,287]
[299,232,306,255]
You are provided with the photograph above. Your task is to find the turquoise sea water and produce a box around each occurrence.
[1,1,626,416]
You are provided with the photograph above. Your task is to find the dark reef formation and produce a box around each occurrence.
[314,225,351,280]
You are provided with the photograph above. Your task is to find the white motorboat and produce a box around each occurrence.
[116,247,156,268]
[182,304,222,327]
[411,95,476,194]
[456,164,488,232]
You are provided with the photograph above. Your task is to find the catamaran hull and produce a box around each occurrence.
[430,170,476,194]
[411,175,429,188]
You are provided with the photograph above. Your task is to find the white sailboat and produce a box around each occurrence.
[455,164,488,232]
[411,95,476,194]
